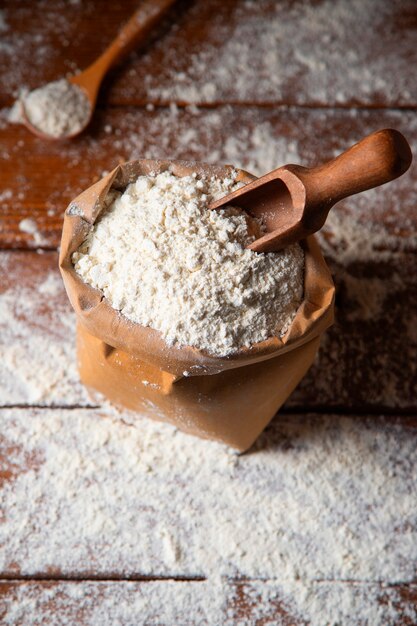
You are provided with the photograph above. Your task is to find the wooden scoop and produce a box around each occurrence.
[209,129,412,253]
[23,0,177,140]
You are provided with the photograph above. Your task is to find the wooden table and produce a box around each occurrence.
[0,1,416,624]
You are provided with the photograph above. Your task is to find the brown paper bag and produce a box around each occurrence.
[59,159,335,451]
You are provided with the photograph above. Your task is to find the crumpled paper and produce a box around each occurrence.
[60,159,335,451]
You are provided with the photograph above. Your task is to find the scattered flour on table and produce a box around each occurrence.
[17,218,48,247]
[0,1,416,108]
[0,258,89,405]
[72,171,304,356]
[0,1,415,621]
[18,218,38,235]
[0,408,416,625]
[3,579,417,625]
[131,0,416,107]
[0,260,415,625]
[9,79,90,138]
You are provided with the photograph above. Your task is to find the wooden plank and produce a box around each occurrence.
[1,580,417,625]
[0,251,90,407]
[0,0,151,107]
[289,249,417,410]
[228,580,417,626]
[0,580,218,626]
[0,0,416,108]
[1,408,416,584]
[1,248,416,410]
[2,5,415,625]
[0,106,416,251]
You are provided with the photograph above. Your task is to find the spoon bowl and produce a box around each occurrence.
[21,81,92,141]
[22,0,176,140]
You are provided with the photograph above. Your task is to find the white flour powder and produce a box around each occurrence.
[1,408,416,625]
[0,262,89,406]
[10,79,90,138]
[0,260,416,624]
[72,171,304,356]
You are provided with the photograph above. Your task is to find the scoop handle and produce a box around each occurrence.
[287,129,412,230]
[80,0,177,85]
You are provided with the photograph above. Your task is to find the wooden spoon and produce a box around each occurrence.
[209,129,413,253]
[22,0,177,140]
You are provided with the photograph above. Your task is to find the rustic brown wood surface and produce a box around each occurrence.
[0,0,416,624]
[1,581,417,625]
[209,129,413,253]
[1,107,416,250]
[0,0,416,109]
[0,250,416,410]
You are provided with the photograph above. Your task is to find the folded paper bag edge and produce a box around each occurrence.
[59,159,335,379]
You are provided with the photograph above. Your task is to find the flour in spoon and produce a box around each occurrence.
[10,78,91,138]
[72,171,304,356]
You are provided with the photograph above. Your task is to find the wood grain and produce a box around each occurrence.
[0,106,416,250]
[0,249,416,410]
[0,0,416,108]
[1,408,416,582]
[1,580,417,625]
[1,1,416,623]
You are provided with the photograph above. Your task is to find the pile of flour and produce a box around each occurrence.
[72,171,304,356]
[10,78,90,138]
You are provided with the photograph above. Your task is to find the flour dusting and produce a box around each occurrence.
[0,257,416,624]
[0,408,416,625]
[0,259,89,405]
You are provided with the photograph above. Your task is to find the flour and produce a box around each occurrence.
[18,218,38,235]
[0,1,416,109]
[72,171,304,356]
[0,0,416,621]
[2,580,417,625]
[0,257,89,406]
[130,0,416,107]
[0,259,416,624]
[18,218,46,246]
[10,79,90,138]
[0,408,416,625]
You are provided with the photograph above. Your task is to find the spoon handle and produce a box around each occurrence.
[287,129,412,229]
[82,0,177,85]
